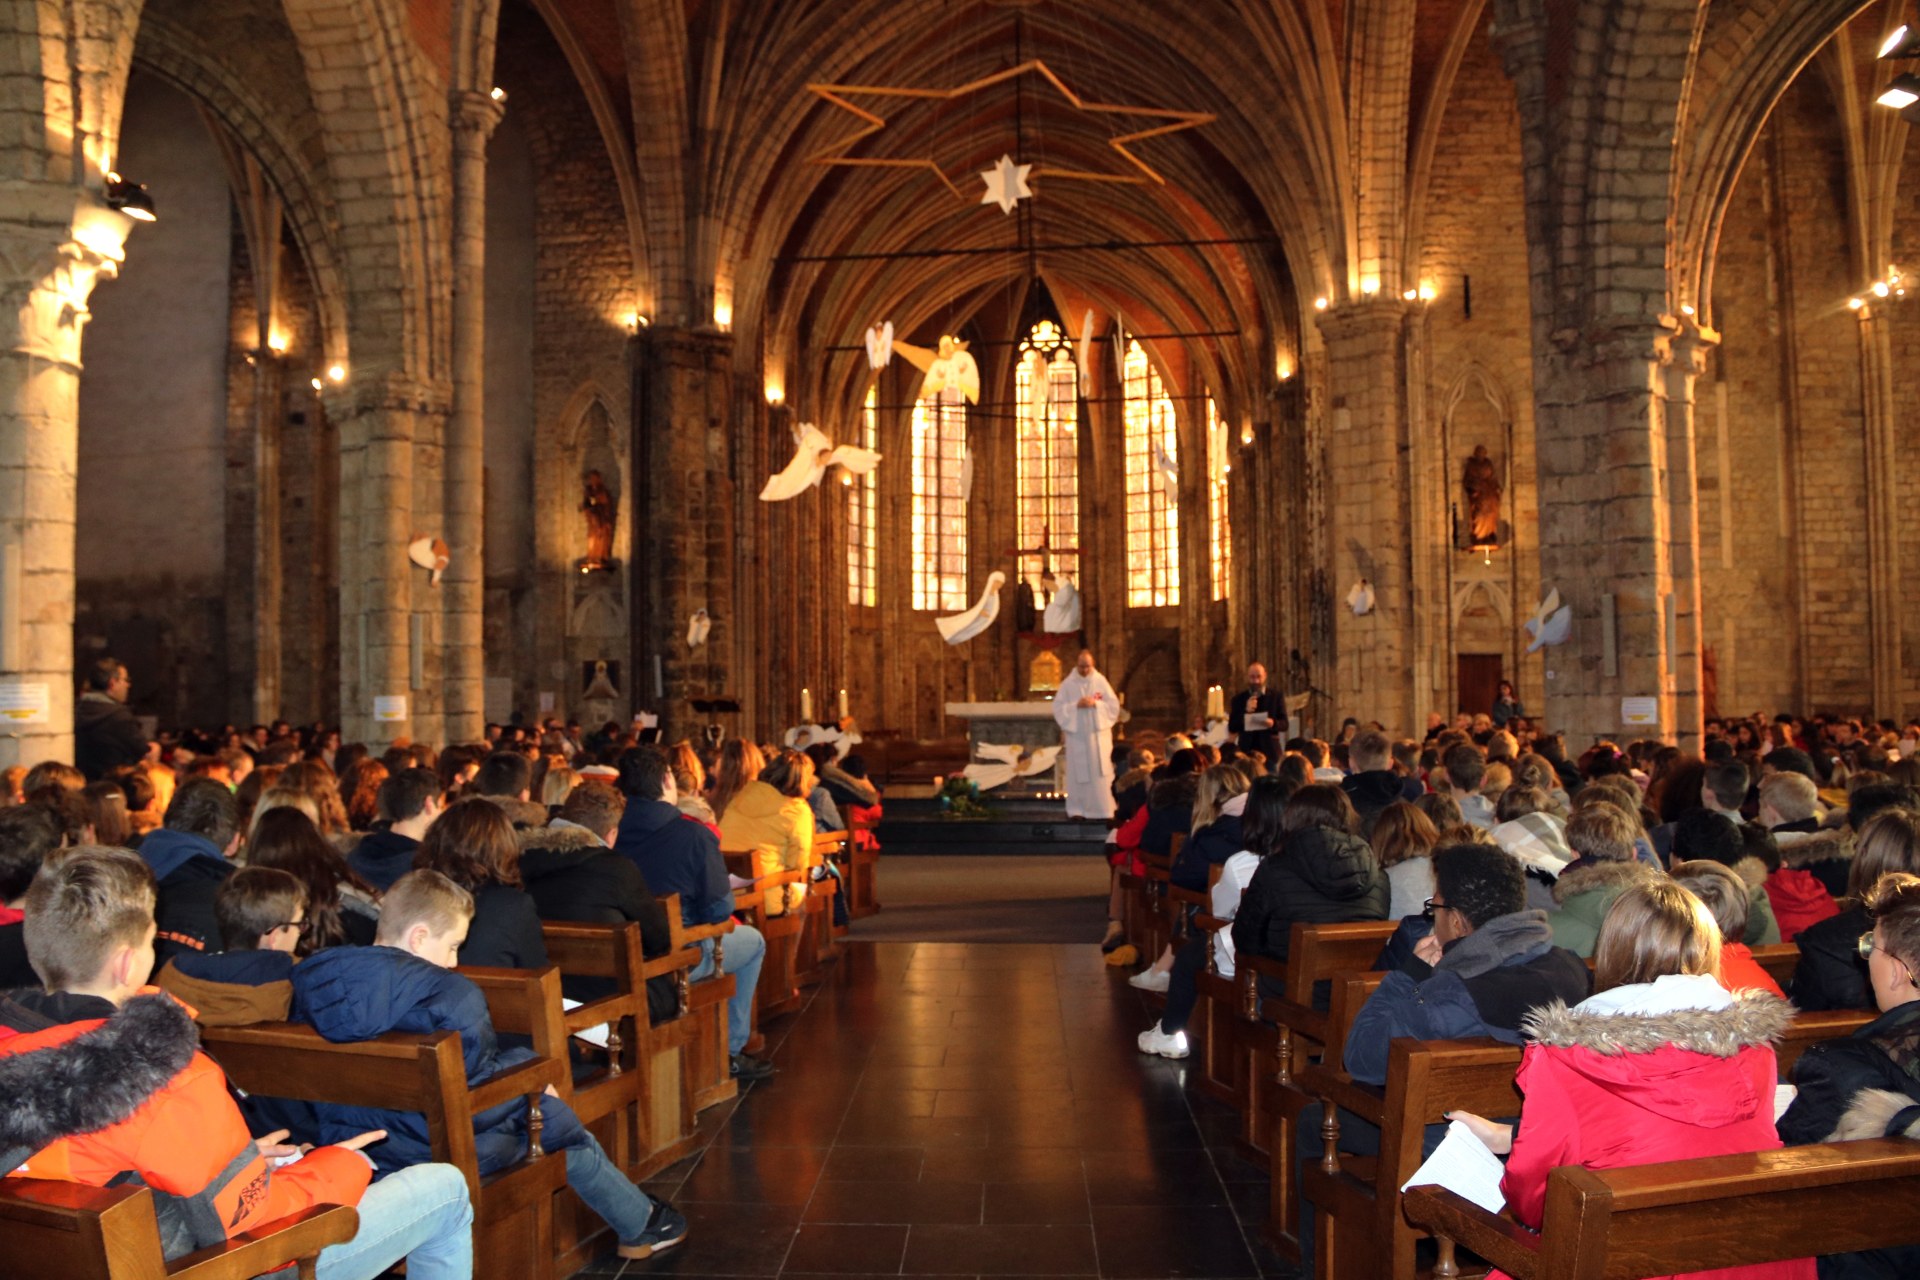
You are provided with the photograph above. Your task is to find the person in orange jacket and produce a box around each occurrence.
[0,846,474,1280]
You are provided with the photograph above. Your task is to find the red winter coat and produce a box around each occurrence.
[1498,976,1811,1280]
[1763,867,1839,943]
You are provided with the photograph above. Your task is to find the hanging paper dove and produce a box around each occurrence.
[893,335,981,404]
[1346,579,1375,616]
[758,422,882,501]
[963,742,1063,792]
[407,535,451,586]
[864,321,894,371]
[1076,309,1096,397]
[936,570,1006,644]
[1153,441,1180,502]
[1525,587,1573,654]
[686,608,711,649]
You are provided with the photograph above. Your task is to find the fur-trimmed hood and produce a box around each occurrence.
[517,821,606,857]
[1550,856,1662,906]
[475,794,551,830]
[0,992,198,1162]
[1524,983,1793,1057]
[1828,1087,1920,1142]
[1776,828,1854,869]
[1726,854,1770,890]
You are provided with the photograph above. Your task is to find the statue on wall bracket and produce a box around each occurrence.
[580,469,617,572]
[1454,444,1510,554]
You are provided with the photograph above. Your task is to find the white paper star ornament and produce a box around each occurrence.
[980,154,1033,215]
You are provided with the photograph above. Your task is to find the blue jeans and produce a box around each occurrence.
[315,1162,473,1280]
[564,1131,656,1244]
[689,923,765,1055]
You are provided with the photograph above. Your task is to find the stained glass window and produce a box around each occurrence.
[1207,395,1231,602]
[846,385,878,607]
[910,390,968,611]
[1015,319,1079,590]
[1123,340,1180,607]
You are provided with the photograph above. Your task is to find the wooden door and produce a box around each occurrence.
[1456,654,1503,719]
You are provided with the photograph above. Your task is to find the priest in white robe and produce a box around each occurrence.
[1053,650,1120,820]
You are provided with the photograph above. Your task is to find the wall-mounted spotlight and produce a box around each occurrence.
[489,86,507,103]
[104,172,157,222]
[1877,73,1920,109]
[1881,24,1920,60]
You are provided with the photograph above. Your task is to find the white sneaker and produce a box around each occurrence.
[1128,966,1171,993]
[1137,1023,1190,1058]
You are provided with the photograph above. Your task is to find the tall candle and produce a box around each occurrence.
[837,688,849,720]
[800,687,812,722]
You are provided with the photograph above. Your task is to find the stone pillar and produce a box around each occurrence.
[1535,319,1694,745]
[1316,298,1416,735]
[336,375,437,748]
[632,327,735,737]
[1661,321,1715,749]
[444,90,504,747]
[1855,306,1902,719]
[0,184,133,767]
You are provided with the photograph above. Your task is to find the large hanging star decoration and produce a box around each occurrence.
[980,153,1033,214]
[805,59,1213,206]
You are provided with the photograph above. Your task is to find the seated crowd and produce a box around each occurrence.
[0,666,883,1276]
[1113,709,1920,1278]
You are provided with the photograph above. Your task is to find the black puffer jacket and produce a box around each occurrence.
[1172,814,1243,892]
[1231,826,1389,963]
[1341,770,1407,834]
[520,823,677,1020]
[1790,904,1872,1012]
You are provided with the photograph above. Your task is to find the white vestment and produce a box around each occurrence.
[1052,670,1120,819]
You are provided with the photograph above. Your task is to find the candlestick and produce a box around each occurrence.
[837,688,849,720]
[800,687,812,722]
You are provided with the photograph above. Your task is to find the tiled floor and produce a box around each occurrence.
[581,942,1295,1279]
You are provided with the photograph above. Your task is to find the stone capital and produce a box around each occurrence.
[0,186,136,367]
[1313,295,1409,348]
[451,90,506,140]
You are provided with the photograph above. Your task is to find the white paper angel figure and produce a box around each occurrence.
[1153,441,1180,502]
[1525,587,1573,653]
[893,335,981,404]
[963,742,1062,792]
[1042,574,1081,633]
[1346,579,1376,616]
[408,536,450,586]
[936,571,1006,644]
[864,321,894,371]
[686,608,711,648]
[758,422,882,501]
[1076,309,1096,397]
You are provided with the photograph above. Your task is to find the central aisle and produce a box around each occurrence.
[604,943,1289,1278]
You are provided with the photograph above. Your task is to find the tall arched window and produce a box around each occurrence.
[1123,339,1180,607]
[1015,319,1079,588]
[910,390,968,611]
[846,386,879,607]
[1206,395,1231,602]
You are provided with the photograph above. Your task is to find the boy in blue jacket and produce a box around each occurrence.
[290,869,689,1260]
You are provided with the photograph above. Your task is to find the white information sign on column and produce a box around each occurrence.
[374,695,409,723]
[1620,696,1659,727]
[0,681,50,726]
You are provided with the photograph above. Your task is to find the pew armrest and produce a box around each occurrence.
[468,1054,566,1113]
[170,1203,363,1280]
[1400,1185,1541,1279]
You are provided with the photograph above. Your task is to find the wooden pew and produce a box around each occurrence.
[200,970,570,1280]
[1405,1138,1920,1280]
[842,811,883,918]
[796,830,847,981]
[0,1176,360,1280]
[658,895,743,1113]
[1298,1006,1879,1280]
[723,850,811,1020]
[1749,942,1799,990]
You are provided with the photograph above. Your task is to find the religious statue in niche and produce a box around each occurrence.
[1460,444,1503,549]
[580,470,616,571]
[581,659,621,730]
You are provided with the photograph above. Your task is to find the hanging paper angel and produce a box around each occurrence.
[963,742,1062,792]
[1153,441,1180,503]
[408,535,450,586]
[864,321,893,371]
[1525,587,1573,654]
[1076,309,1096,397]
[936,571,1005,644]
[1346,579,1376,616]
[892,335,981,404]
[1042,574,1081,633]
[759,421,882,501]
[686,608,711,649]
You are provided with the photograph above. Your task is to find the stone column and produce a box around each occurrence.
[1316,298,1416,735]
[0,184,133,767]
[1535,319,1692,745]
[444,90,504,746]
[1855,306,1902,719]
[1661,320,1715,749]
[632,327,735,736]
[336,374,437,748]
